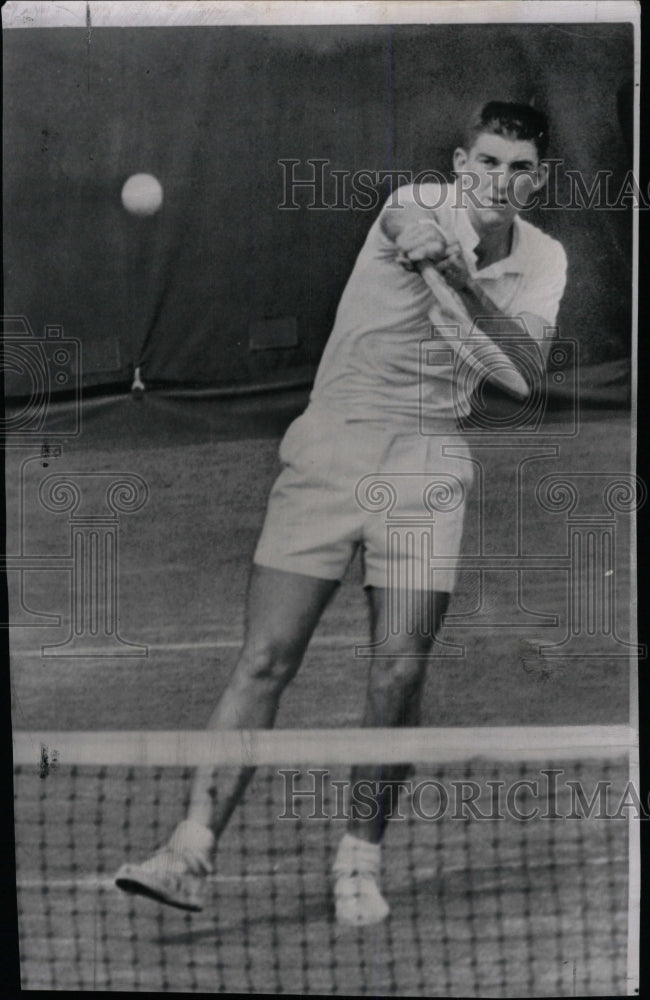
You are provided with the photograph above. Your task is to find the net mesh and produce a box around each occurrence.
[13,728,633,996]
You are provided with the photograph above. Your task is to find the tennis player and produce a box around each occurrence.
[116,102,567,925]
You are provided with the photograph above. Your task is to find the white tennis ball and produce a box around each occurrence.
[121,173,163,216]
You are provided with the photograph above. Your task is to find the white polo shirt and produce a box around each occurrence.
[310,181,567,425]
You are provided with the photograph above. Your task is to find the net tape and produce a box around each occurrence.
[13,723,636,766]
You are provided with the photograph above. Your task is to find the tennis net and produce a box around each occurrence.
[13,725,637,996]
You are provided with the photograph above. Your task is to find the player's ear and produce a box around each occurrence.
[453,147,468,173]
[531,160,549,191]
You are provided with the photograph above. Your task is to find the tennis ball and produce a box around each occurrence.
[121,173,163,216]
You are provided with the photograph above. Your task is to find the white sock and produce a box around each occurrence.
[168,819,214,856]
[333,833,381,876]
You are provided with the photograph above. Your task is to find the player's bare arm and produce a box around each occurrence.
[381,206,550,396]
[435,247,555,373]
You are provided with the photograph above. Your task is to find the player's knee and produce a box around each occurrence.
[234,640,299,693]
[372,657,426,697]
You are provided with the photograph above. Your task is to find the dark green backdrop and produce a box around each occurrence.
[3,23,634,394]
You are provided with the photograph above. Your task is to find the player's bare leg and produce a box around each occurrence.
[333,587,450,926]
[116,565,337,909]
[187,565,338,835]
[348,587,450,841]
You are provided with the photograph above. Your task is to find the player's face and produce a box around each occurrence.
[453,133,548,233]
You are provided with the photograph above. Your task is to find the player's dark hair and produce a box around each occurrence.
[464,102,549,158]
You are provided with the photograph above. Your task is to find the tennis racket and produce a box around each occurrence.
[415,219,530,401]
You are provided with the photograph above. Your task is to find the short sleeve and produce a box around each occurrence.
[512,238,568,326]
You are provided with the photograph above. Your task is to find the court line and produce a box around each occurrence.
[16,854,624,891]
[10,636,368,656]
[140,637,365,651]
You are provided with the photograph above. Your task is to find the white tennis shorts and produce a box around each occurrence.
[254,404,473,592]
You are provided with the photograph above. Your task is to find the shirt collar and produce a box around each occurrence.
[450,180,526,277]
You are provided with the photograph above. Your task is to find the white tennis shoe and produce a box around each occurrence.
[115,820,213,912]
[333,832,390,926]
